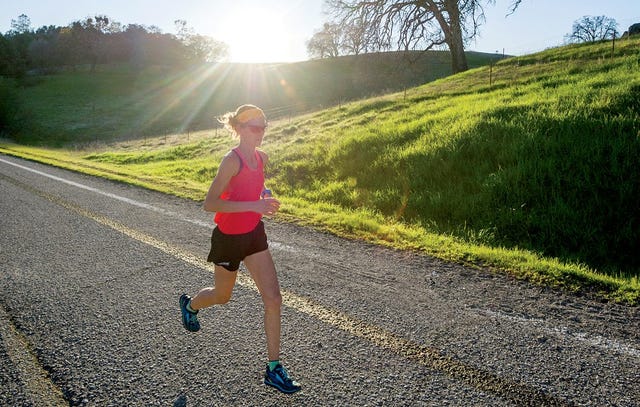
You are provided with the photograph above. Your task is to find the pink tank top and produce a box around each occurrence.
[214,148,265,234]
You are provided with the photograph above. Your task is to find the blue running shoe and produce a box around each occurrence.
[264,363,301,394]
[179,294,200,332]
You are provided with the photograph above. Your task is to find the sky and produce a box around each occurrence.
[1,0,639,63]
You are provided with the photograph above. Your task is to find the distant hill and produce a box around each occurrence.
[222,50,504,117]
[13,50,503,145]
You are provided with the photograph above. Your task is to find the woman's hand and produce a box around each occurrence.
[257,197,280,216]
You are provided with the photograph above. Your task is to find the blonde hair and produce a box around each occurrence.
[217,104,266,135]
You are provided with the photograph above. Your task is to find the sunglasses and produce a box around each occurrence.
[242,124,268,134]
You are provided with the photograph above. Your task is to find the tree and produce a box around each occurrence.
[0,34,20,76]
[80,15,118,72]
[507,0,523,15]
[324,0,523,73]
[174,20,228,63]
[341,17,380,55]
[124,24,149,70]
[307,18,390,59]
[174,19,195,44]
[307,23,342,58]
[57,23,85,69]
[9,14,32,35]
[5,14,35,77]
[28,26,65,72]
[187,34,228,62]
[566,15,618,44]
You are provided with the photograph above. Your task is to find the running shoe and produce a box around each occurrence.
[264,363,301,394]
[179,294,200,332]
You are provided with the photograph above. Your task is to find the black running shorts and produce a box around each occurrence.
[207,221,268,271]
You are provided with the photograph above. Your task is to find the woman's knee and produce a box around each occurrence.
[201,287,233,305]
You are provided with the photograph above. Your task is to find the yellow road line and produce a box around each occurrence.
[2,172,568,406]
[0,306,67,406]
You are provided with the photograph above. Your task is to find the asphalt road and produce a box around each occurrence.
[1,154,639,406]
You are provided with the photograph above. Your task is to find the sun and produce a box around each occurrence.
[218,7,296,63]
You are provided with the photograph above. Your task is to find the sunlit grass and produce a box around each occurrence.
[2,37,639,305]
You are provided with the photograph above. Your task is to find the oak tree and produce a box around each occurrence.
[566,15,618,44]
[324,0,523,73]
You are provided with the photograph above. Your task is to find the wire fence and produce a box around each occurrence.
[98,34,640,148]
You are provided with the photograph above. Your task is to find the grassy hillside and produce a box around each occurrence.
[9,50,501,146]
[1,41,639,304]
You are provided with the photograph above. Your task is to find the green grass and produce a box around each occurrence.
[2,40,639,305]
[9,51,499,147]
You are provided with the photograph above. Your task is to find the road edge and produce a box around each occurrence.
[0,305,67,406]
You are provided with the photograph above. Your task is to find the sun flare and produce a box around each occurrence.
[219,7,296,63]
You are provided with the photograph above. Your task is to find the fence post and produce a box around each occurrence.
[611,32,616,59]
[489,62,493,87]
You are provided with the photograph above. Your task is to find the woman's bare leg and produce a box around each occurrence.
[190,265,238,310]
[243,249,282,361]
